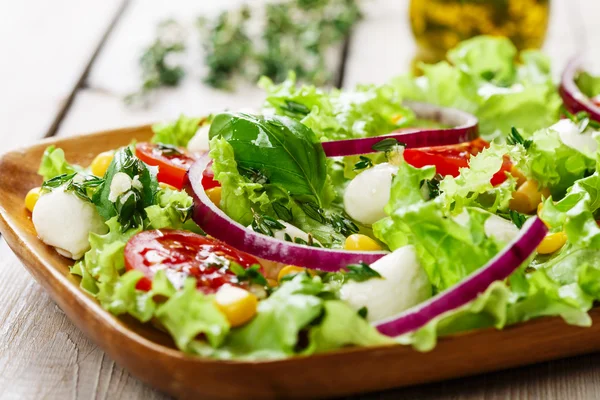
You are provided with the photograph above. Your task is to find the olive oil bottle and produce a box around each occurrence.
[410,0,550,64]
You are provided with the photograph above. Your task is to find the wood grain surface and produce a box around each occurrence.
[2,1,600,399]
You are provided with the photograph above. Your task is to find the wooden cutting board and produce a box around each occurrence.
[2,125,600,399]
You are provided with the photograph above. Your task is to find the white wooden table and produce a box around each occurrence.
[1,1,600,398]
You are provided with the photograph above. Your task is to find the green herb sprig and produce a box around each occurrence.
[507,127,532,149]
[126,20,186,105]
[42,173,105,203]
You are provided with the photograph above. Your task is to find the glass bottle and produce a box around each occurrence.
[410,0,551,65]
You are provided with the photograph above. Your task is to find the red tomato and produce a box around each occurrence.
[135,143,196,189]
[201,160,220,190]
[403,138,510,185]
[125,230,261,293]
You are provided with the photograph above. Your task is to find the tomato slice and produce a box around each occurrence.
[403,138,510,185]
[125,230,261,293]
[135,143,196,189]
[201,160,220,190]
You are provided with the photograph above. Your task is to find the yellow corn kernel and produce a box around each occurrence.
[266,278,279,288]
[509,180,550,214]
[537,232,568,255]
[25,187,42,212]
[206,187,222,206]
[278,265,307,282]
[344,234,383,251]
[510,166,527,187]
[159,182,177,191]
[391,114,403,124]
[90,151,114,177]
[214,285,258,327]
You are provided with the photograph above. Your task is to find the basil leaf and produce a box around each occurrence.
[209,112,328,206]
[93,147,159,230]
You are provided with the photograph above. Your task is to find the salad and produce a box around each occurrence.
[24,36,600,359]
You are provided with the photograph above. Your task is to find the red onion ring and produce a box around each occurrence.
[374,217,547,337]
[559,55,600,121]
[185,156,388,272]
[321,101,479,157]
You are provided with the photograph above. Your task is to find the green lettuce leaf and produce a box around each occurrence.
[151,115,202,147]
[398,255,597,352]
[260,72,415,141]
[304,300,393,353]
[209,137,273,225]
[439,143,521,213]
[155,278,230,349]
[391,36,561,141]
[540,167,600,248]
[447,35,517,86]
[374,160,504,291]
[220,274,325,359]
[523,126,595,198]
[575,71,600,99]
[38,145,81,181]
[397,281,511,351]
[72,217,141,295]
[144,187,203,233]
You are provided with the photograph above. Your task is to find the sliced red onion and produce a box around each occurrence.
[185,156,388,272]
[374,217,548,337]
[560,55,600,121]
[321,101,479,157]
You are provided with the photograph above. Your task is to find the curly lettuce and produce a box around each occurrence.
[373,160,504,291]
[391,36,561,141]
[260,72,415,141]
[151,115,203,147]
[439,143,522,213]
[521,125,595,198]
[38,145,82,181]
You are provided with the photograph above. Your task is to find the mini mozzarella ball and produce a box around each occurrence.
[32,188,108,260]
[273,220,320,245]
[187,124,211,154]
[340,245,431,322]
[108,172,132,202]
[344,163,398,225]
[454,210,520,244]
[551,119,598,155]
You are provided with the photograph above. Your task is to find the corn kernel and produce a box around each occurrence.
[266,278,278,288]
[537,232,567,255]
[278,265,308,282]
[90,151,114,177]
[25,187,42,212]
[391,114,403,124]
[206,187,222,206]
[510,166,527,187]
[214,285,258,327]
[344,234,382,251]
[159,182,177,191]
[509,180,550,214]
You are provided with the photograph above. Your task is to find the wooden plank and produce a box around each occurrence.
[342,0,415,87]
[0,0,125,151]
[57,85,265,137]
[0,240,168,399]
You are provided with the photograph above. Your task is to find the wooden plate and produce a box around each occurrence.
[2,126,600,399]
